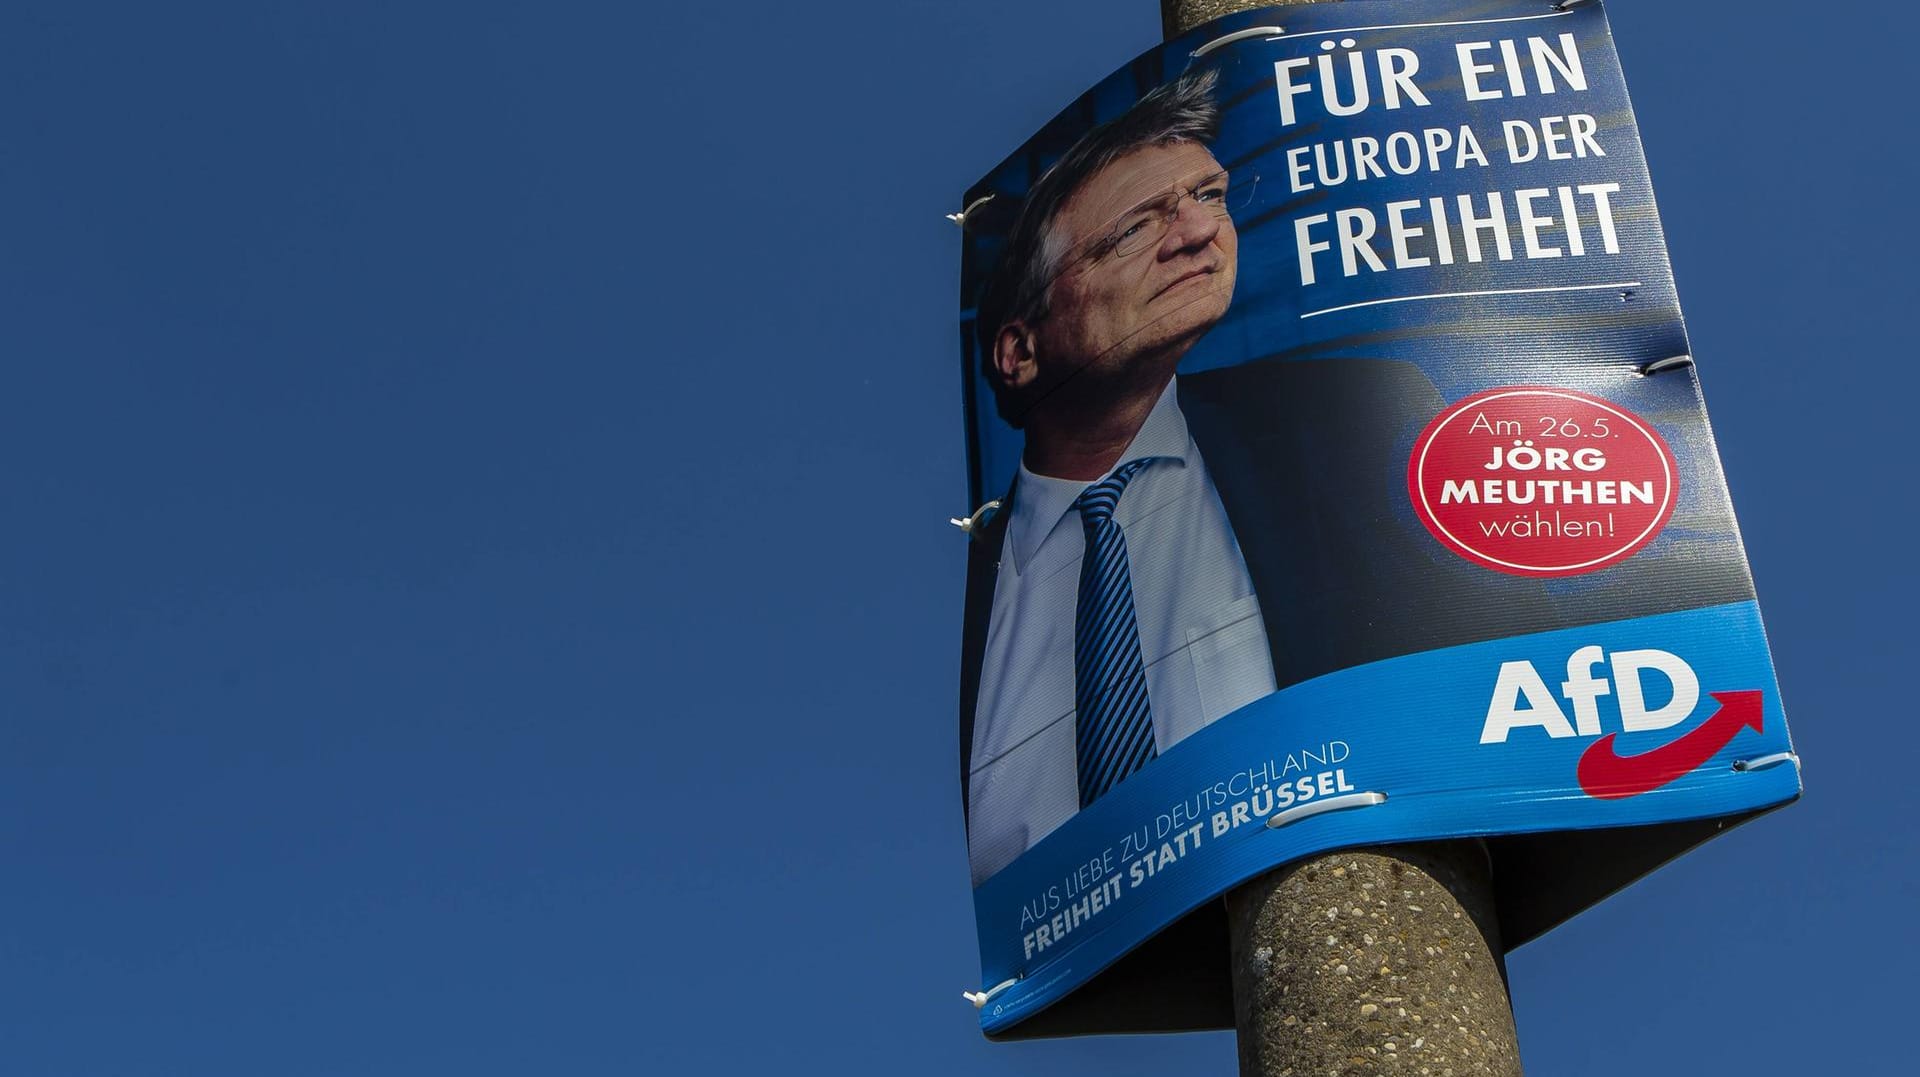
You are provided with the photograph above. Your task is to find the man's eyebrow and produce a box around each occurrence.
[1104,170,1231,225]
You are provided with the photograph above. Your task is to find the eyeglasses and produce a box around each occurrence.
[1064,170,1258,270]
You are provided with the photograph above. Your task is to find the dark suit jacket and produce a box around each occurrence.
[958,358,1558,813]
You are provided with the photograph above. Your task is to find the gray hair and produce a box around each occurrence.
[976,69,1223,426]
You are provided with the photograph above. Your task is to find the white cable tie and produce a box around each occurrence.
[1636,355,1695,377]
[1266,791,1388,829]
[1190,25,1287,60]
[963,976,1021,1008]
[947,193,996,228]
[1552,0,1600,11]
[951,499,1003,536]
[1733,752,1800,773]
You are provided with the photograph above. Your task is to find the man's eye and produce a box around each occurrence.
[1196,184,1228,204]
[1116,216,1153,241]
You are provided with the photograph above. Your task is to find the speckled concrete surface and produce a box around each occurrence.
[1227,844,1522,1075]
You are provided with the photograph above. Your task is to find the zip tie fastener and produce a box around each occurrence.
[963,976,1020,1008]
[1266,791,1388,829]
[1733,752,1799,773]
[1190,25,1287,60]
[1636,355,1694,377]
[950,500,1003,537]
[947,193,995,228]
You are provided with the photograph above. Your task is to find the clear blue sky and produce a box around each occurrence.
[1,2,1908,1073]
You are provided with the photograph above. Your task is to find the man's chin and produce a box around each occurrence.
[1135,295,1230,353]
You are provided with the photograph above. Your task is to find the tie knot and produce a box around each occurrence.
[1075,458,1155,526]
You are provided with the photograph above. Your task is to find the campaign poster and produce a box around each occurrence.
[953,0,1800,1038]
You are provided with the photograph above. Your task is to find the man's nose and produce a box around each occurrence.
[1158,196,1221,256]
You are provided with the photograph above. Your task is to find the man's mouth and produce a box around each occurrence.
[1154,266,1216,300]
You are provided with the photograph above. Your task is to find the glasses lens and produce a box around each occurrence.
[1110,192,1180,259]
[1193,172,1234,216]
[1106,172,1254,258]
[1195,172,1258,216]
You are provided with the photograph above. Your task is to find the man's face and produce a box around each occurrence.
[1032,141,1238,388]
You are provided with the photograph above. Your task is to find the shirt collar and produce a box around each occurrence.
[1005,376,1193,576]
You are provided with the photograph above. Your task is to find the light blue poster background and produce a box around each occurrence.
[957,0,1799,1036]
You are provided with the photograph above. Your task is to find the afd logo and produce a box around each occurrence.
[1478,646,1763,800]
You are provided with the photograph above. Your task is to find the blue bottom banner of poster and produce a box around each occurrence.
[971,601,1798,1034]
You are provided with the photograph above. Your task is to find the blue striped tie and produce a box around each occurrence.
[1074,458,1157,809]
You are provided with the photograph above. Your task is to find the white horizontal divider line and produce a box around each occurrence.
[1300,281,1643,320]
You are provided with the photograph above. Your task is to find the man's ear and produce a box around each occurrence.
[992,320,1041,393]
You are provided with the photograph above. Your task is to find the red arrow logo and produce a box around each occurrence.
[1576,691,1764,800]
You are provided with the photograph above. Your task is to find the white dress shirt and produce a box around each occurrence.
[967,378,1277,885]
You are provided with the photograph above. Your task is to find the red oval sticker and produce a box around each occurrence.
[1407,387,1678,577]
